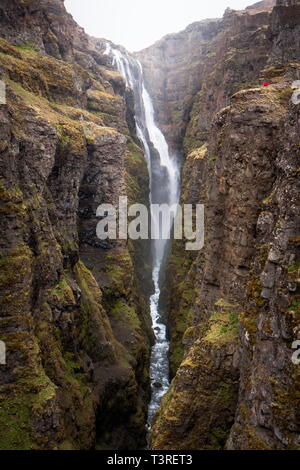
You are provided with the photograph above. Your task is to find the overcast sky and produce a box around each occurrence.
[65,0,254,52]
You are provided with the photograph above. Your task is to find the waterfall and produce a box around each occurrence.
[104,43,180,429]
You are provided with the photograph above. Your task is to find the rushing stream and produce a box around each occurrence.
[104,43,180,429]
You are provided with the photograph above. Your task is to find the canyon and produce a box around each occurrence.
[0,0,299,451]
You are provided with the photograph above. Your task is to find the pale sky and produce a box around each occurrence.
[65,0,255,52]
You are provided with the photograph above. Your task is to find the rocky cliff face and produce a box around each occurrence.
[0,0,152,450]
[141,0,278,382]
[137,1,276,154]
[0,0,299,452]
[144,1,300,451]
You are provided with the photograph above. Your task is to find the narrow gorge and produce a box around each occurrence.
[0,0,299,452]
[103,44,180,427]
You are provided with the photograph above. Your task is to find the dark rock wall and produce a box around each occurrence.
[146,2,300,450]
[0,0,152,450]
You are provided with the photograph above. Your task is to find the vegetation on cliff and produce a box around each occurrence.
[144,1,300,450]
[0,0,151,450]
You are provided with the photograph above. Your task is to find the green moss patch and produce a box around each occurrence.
[204,310,239,345]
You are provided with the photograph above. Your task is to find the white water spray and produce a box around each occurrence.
[104,43,180,428]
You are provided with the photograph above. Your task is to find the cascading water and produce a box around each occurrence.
[104,43,180,429]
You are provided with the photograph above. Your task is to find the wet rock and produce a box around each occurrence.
[153,382,163,389]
